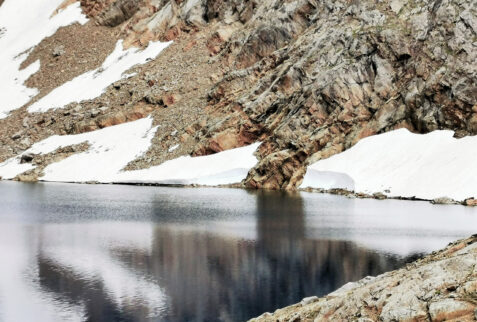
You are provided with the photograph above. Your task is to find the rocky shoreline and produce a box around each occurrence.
[300,187,477,207]
[2,177,477,208]
[4,175,477,209]
[250,235,477,322]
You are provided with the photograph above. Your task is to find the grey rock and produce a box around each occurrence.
[11,131,22,140]
[73,104,83,113]
[429,299,475,321]
[20,153,35,164]
[19,138,31,147]
[432,197,457,205]
[90,109,100,118]
[52,45,65,57]
[300,296,319,306]
[389,0,405,14]
[97,0,143,27]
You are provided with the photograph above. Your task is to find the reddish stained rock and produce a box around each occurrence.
[464,198,477,207]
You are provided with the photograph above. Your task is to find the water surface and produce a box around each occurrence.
[0,182,476,322]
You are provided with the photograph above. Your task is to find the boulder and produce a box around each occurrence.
[429,299,475,322]
[96,0,143,27]
[20,153,35,164]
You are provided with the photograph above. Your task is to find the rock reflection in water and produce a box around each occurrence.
[1,183,474,322]
[80,192,412,321]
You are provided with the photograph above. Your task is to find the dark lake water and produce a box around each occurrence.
[0,182,476,322]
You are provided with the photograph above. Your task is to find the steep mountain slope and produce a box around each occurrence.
[0,0,476,201]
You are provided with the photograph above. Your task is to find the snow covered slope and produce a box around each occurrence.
[300,129,477,201]
[116,143,261,186]
[28,40,171,113]
[0,118,260,185]
[0,0,87,118]
[0,117,158,181]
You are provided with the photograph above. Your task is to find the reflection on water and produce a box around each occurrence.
[0,182,476,322]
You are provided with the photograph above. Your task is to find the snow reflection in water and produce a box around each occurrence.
[0,182,476,322]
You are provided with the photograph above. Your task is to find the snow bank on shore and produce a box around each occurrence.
[28,40,171,113]
[116,143,261,186]
[0,117,157,181]
[0,0,88,118]
[300,129,477,201]
[0,118,260,186]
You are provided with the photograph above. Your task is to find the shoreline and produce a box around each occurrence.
[2,178,477,207]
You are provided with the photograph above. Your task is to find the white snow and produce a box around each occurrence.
[0,118,260,186]
[28,39,171,113]
[168,144,180,152]
[0,158,35,180]
[300,128,477,201]
[0,117,158,181]
[116,143,261,186]
[0,0,88,118]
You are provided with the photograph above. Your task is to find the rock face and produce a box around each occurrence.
[96,0,143,27]
[250,235,477,322]
[0,0,476,192]
[195,0,477,190]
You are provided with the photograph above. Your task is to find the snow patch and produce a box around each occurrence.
[28,40,171,113]
[168,144,179,152]
[0,0,88,118]
[0,117,158,181]
[0,158,34,180]
[0,119,260,186]
[300,129,477,201]
[116,143,261,186]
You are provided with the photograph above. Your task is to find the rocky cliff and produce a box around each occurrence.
[0,0,476,194]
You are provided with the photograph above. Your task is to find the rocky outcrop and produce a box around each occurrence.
[194,0,477,190]
[96,0,143,27]
[250,235,477,322]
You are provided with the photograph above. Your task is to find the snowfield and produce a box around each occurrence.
[0,118,261,186]
[300,128,477,202]
[28,40,172,113]
[0,0,88,118]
